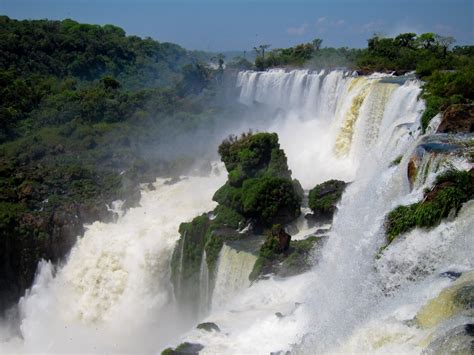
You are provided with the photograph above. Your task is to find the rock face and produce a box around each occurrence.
[214,132,302,228]
[437,104,474,133]
[171,132,303,314]
[0,201,115,313]
[422,324,474,355]
[308,180,346,219]
[275,225,291,252]
[249,225,326,281]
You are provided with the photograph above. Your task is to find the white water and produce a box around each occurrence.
[177,70,472,354]
[3,69,472,354]
[211,245,257,311]
[2,167,226,353]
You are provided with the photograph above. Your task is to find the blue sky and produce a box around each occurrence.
[1,0,473,51]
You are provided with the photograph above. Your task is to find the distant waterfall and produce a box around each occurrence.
[236,69,423,188]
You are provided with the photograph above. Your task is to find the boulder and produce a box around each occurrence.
[162,342,204,355]
[197,322,220,332]
[437,104,474,133]
[308,180,346,218]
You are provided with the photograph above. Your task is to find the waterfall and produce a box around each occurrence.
[3,69,471,354]
[199,251,210,317]
[2,167,226,353]
[176,70,472,354]
[211,244,257,311]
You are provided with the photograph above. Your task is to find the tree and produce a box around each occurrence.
[312,38,323,51]
[394,33,416,48]
[254,44,271,61]
[435,35,456,57]
[416,33,436,49]
[211,53,225,70]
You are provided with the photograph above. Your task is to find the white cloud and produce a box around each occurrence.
[315,17,346,34]
[317,17,327,24]
[287,23,309,36]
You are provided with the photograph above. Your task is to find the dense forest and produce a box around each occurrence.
[0,15,473,313]
[0,16,235,310]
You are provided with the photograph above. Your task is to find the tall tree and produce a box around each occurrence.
[436,35,456,57]
[416,33,436,49]
[312,38,323,51]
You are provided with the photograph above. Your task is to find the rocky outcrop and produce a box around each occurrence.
[249,225,326,281]
[214,132,302,228]
[197,322,220,332]
[406,134,473,189]
[0,201,116,313]
[385,168,474,246]
[162,342,204,355]
[308,180,346,220]
[437,104,474,133]
[171,132,303,313]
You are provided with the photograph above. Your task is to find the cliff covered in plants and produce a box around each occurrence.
[0,16,229,312]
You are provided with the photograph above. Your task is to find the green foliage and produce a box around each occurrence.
[214,132,300,227]
[420,65,474,131]
[212,183,243,212]
[204,232,224,274]
[308,180,346,216]
[218,132,291,184]
[386,169,473,242]
[390,155,403,167]
[249,227,319,281]
[280,236,318,276]
[241,177,301,226]
[212,205,243,229]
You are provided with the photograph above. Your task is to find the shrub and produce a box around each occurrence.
[386,169,473,242]
[308,179,346,216]
[241,177,301,226]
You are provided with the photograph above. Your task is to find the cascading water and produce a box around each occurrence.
[2,167,226,353]
[2,69,471,354]
[176,70,472,354]
[211,244,257,311]
[199,250,211,317]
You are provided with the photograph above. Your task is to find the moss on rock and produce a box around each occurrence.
[385,168,473,244]
[308,179,346,217]
[214,132,301,228]
[249,225,322,281]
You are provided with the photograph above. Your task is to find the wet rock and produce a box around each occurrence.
[162,342,204,355]
[454,285,474,311]
[440,271,463,280]
[197,322,220,332]
[422,323,474,355]
[437,104,474,134]
[407,156,418,188]
[276,226,291,252]
[314,228,330,235]
[308,180,346,219]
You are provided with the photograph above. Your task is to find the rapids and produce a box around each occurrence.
[2,69,472,354]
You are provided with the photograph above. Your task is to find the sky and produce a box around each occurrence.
[1,0,473,52]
